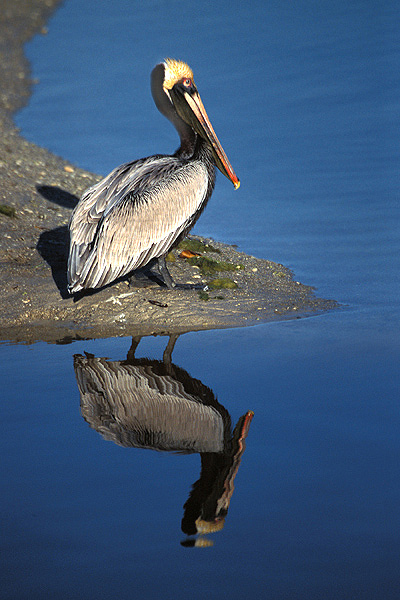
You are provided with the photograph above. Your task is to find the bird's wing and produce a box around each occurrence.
[68,156,208,291]
[75,355,224,452]
[69,156,164,247]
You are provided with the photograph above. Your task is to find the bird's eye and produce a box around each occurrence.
[183,78,192,87]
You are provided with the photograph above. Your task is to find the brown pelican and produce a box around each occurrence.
[73,334,253,545]
[67,58,239,294]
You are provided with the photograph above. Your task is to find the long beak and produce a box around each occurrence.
[173,89,240,189]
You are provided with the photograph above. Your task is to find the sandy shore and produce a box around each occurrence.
[0,0,338,344]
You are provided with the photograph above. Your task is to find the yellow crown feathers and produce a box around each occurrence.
[163,58,194,90]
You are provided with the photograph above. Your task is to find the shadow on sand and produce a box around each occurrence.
[36,185,78,299]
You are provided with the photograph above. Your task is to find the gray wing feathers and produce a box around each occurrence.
[68,157,208,291]
[75,356,224,453]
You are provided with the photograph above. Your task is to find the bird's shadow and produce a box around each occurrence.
[36,185,78,299]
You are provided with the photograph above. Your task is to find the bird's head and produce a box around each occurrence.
[151,58,240,189]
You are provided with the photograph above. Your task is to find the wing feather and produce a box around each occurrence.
[68,156,208,292]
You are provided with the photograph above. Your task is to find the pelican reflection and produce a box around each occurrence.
[73,335,253,546]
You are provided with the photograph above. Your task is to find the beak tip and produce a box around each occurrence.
[234,180,240,190]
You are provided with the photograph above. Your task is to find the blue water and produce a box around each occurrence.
[3,0,400,598]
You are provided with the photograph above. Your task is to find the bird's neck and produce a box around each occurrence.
[194,137,215,169]
[194,137,217,193]
[176,134,212,164]
[175,136,216,192]
[176,130,197,160]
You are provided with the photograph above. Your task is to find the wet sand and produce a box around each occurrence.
[0,0,338,344]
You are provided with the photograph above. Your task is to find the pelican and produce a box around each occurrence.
[73,335,254,544]
[67,58,239,294]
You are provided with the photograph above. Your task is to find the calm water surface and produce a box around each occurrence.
[3,1,400,598]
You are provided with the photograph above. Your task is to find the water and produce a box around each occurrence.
[3,0,400,598]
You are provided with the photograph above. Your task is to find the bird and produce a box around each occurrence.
[73,334,254,544]
[67,58,240,294]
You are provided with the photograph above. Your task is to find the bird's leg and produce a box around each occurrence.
[163,333,179,368]
[157,255,176,289]
[126,336,142,362]
[157,255,208,291]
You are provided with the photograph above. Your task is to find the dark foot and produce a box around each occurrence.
[156,256,208,291]
[174,282,209,291]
